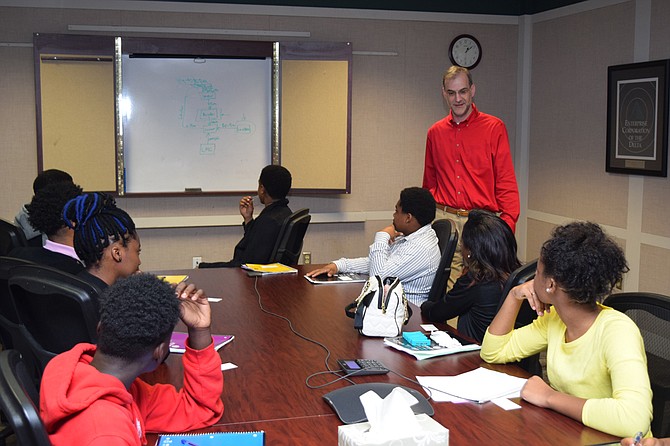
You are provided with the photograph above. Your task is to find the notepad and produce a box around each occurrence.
[241,263,297,275]
[156,431,264,445]
[169,332,234,354]
[157,275,189,285]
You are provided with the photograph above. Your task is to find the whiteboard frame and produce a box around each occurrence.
[115,37,277,196]
[33,34,352,196]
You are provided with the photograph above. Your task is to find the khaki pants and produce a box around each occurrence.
[434,209,468,329]
[434,208,467,291]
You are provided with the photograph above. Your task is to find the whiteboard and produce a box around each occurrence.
[121,55,272,193]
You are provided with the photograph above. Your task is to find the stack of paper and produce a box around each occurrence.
[417,367,527,403]
[241,263,297,275]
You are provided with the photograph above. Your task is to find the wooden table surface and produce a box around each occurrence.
[144,266,619,446]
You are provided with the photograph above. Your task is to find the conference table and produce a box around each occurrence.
[144,266,619,446]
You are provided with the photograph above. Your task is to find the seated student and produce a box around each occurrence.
[480,222,652,438]
[14,169,74,246]
[9,181,85,275]
[39,273,224,445]
[63,192,140,290]
[200,164,293,268]
[306,187,441,306]
[420,209,521,343]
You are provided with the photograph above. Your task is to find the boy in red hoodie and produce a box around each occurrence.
[40,273,224,445]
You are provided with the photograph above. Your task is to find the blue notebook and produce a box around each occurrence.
[156,431,264,445]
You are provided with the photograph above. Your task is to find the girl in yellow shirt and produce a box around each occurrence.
[481,221,652,438]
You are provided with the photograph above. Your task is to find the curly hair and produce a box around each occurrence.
[63,192,137,267]
[462,209,521,286]
[97,273,180,360]
[32,169,73,194]
[399,187,436,226]
[26,182,83,236]
[541,221,629,306]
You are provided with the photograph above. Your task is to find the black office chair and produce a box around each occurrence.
[0,257,36,347]
[7,264,100,378]
[497,259,541,375]
[0,349,52,446]
[426,219,459,303]
[0,219,28,257]
[269,208,311,265]
[602,292,670,437]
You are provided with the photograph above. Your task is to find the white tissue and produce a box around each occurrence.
[358,387,422,440]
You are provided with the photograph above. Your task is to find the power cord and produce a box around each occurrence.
[251,277,449,401]
[251,277,355,385]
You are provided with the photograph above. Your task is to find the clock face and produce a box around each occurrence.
[449,35,481,69]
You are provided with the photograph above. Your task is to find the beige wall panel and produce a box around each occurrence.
[0,46,38,220]
[642,177,670,237]
[525,218,556,261]
[40,59,116,192]
[281,60,348,190]
[639,244,670,294]
[642,0,670,238]
[529,2,634,228]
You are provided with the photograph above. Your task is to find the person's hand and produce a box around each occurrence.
[380,224,401,242]
[508,279,550,316]
[621,437,667,446]
[175,282,210,330]
[520,375,555,408]
[239,196,254,223]
[305,263,338,278]
[175,282,213,350]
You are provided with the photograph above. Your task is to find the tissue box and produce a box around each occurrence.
[337,414,449,446]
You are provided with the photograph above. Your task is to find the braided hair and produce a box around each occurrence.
[63,192,137,267]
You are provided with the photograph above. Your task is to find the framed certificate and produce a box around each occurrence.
[606,59,670,177]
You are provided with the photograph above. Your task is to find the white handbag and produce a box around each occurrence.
[345,276,411,337]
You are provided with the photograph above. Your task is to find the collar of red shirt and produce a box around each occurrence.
[447,103,480,127]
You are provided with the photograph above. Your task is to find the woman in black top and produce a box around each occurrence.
[421,209,521,342]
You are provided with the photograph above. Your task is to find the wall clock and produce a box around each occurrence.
[449,34,482,69]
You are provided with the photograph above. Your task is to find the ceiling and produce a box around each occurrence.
[150,0,589,16]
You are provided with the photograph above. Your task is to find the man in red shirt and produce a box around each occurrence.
[423,66,519,288]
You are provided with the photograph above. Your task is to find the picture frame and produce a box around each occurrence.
[606,59,670,177]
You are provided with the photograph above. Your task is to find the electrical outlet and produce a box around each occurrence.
[192,256,202,269]
[302,252,311,265]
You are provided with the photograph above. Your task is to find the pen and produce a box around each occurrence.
[181,440,199,446]
[633,431,643,445]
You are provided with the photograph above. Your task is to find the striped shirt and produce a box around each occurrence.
[333,224,441,306]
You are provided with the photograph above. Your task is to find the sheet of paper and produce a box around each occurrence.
[417,367,527,403]
[491,397,522,410]
[420,324,439,332]
[416,376,469,403]
[221,362,238,371]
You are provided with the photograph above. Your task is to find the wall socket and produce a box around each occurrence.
[192,256,202,269]
[302,252,311,264]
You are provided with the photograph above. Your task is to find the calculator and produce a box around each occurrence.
[337,359,390,376]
